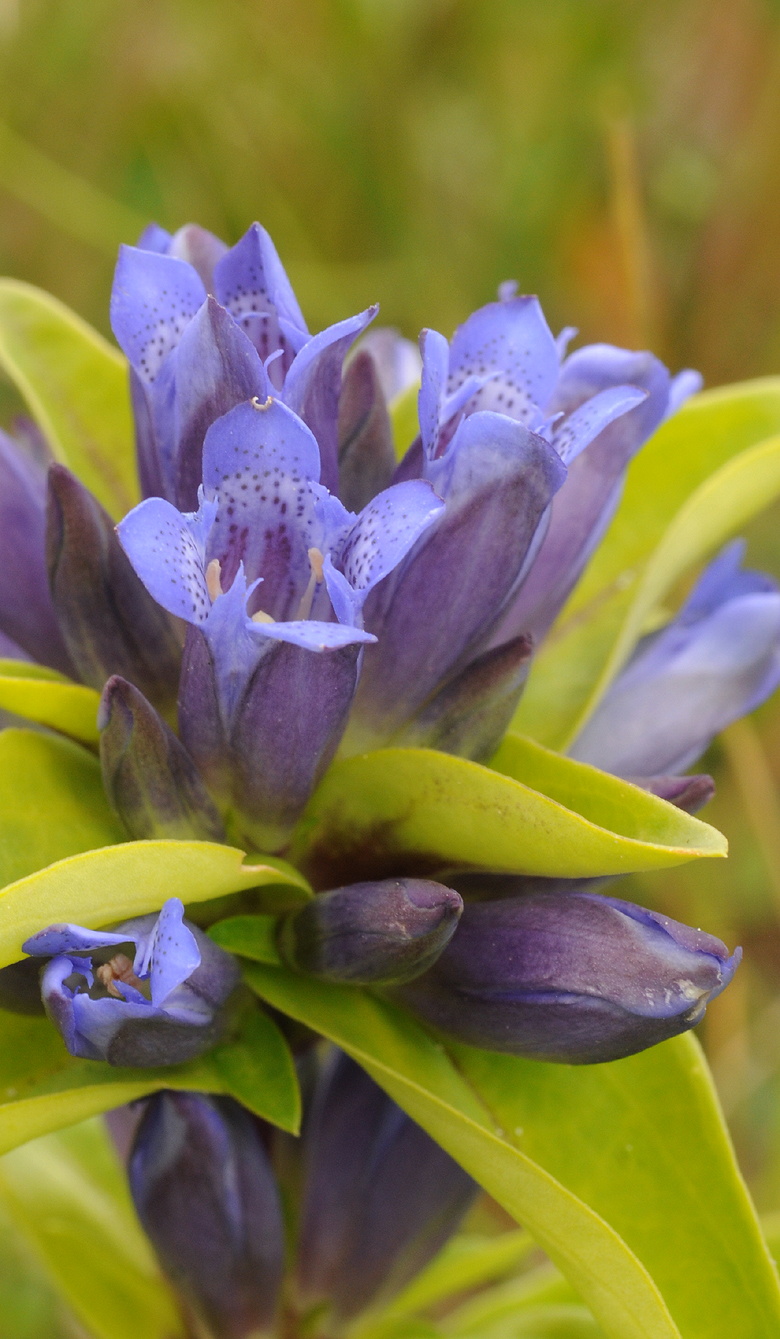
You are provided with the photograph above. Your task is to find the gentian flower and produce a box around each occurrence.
[396,891,740,1063]
[295,1050,476,1322]
[117,396,443,848]
[111,221,377,508]
[129,1091,285,1339]
[570,541,780,779]
[344,293,701,758]
[22,898,240,1066]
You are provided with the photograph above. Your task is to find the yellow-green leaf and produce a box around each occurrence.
[0,1011,224,1155]
[245,963,679,1339]
[0,729,125,889]
[211,1007,301,1133]
[289,746,726,887]
[0,278,138,518]
[0,839,311,968]
[0,660,100,742]
[0,1119,184,1339]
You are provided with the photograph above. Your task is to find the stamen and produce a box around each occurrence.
[95,952,149,1000]
[206,558,222,602]
[251,395,273,411]
[251,609,276,624]
[296,547,325,621]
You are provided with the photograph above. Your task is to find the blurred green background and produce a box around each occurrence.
[3,0,780,1269]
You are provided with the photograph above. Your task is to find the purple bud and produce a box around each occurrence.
[393,633,533,761]
[396,893,740,1064]
[337,349,396,512]
[45,465,182,711]
[99,676,225,842]
[296,1051,476,1321]
[630,773,716,815]
[279,879,463,984]
[129,1093,284,1339]
[0,430,74,674]
[24,899,240,1066]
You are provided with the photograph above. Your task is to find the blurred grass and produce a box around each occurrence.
[4,0,780,1214]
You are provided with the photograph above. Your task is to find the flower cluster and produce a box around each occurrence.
[0,216,776,1337]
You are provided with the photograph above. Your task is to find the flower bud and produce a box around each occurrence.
[45,464,182,711]
[23,898,240,1066]
[279,879,463,985]
[129,1092,284,1339]
[396,892,740,1064]
[99,675,225,842]
[337,349,396,513]
[296,1050,475,1322]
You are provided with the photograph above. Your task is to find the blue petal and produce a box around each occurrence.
[283,306,378,494]
[117,496,213,626]
[24,924,132,957]
[110,246,207,383]
[137,223,173,253]
[251,618,375,652]
[680,540,778,621]
[40,957,85,1056]
[71,992,166,1058]
[418,328,449,457]
[666,368,703,417]
[339,480,445,598]
[551,385,647,465]
[135,898,202,1007]
[447,297,560,424]
[201,566,270,723]
[213,222,308,335]
[323,555,361,626]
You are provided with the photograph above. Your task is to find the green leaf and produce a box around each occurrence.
[0,659,101,742]
[211,1006,301,1133]
[389,380,421,459]
[0,728,125,889]
[440,1265,579,1336]
[244,962,680,1339]
[209,913,283,964]
[376,1230,537,1321]
[0,1010,224,1155]
[0,1119,184,1339]
[514,380,780,748]
[0,837,312,968]
[289,746,725,886]
[449,1034,780,1339]
[0,278,138,518]
[0,1191,77,1339]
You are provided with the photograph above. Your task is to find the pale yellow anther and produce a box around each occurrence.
[296,548,326,620]
[308,547,325,582]
[251,395,273,411]
[251,609,276,624]
[206,558,222,602]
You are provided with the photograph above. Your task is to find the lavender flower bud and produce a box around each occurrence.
[337,349,396,513]
[45,464,182,711]
[23,899,240,1066]
[296,1051,476,1321]
[99,675,225,842]
[279,879,463,985]
[129,1092,284,1339]
[396,893,740,1064]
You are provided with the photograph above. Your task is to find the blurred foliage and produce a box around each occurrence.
[3,0,780,1230]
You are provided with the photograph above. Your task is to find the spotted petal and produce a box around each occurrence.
[110,246,207,383]
[213,221,308,334]
[339,480,445,597]
[551,384,647,465]
[117,496,214,625]
[134,898,202,1006]
[447,296,560,424]
[23,925,132,957]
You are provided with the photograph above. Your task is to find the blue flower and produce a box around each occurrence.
[111,221,377,507]
[22,898,240,1066]
[117,396,443,847]
[570,541,780,778]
